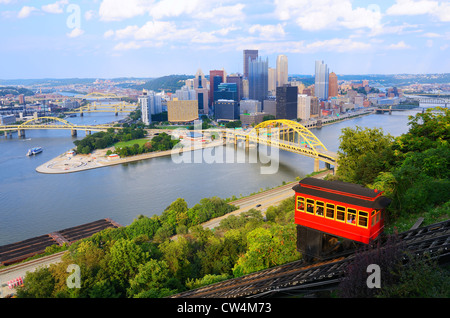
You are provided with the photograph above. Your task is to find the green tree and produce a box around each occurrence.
[107,239,149,285]
[337,126,394,185]
[393,107,450,158]
[16,267,55,298]
[232,224,300,277]
[127,259,175,297]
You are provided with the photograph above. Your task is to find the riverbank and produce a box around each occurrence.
[36,139,225,174]
[35,108,376,174]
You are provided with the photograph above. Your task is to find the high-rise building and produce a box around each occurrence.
[226,74,243,101]
[215,100,239,121]
[243,49,258,78]
[276,55,288,87]
[310,96,320,118]
[139,89,162,125]
[209,70,224,106]
[248,57,268,103]
[194,69,207,90]
[194,69,209,115]
[268,67,276,96]
[276,85,298,120]
[328,72,338,98]
[315,60,329,100]
[240,99,261,114]
[297,94,311,121]
[215,83,238,102]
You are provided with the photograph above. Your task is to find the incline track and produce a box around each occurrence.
[172,220,450,298]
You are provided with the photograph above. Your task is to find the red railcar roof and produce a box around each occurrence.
[292,177,391,210]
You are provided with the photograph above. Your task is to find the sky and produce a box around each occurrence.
[1,0,450,79]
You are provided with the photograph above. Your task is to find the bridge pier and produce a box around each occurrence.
[17,129,25,138]
[71,129,77,137]
[314,158,320,172]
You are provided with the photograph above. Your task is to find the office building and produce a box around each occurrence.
[276,55,288,87]
[276,85,298,120]
[209,70,224,106]
[243,49,258,78]
[263,98,276,117]
[248,57,268,103]
[174,86,196,101]
[297,94,311,121]
[214,100,239,121]
[215,83,238,102]
[194,69,208,90]
[139,90,163,125]
[0,114,16,125]
[315,60,329,100]
[167,100,198,123]
[240,99,261,114]
[310,96,320,118]
[194,69,209,115]
[226,74,243,101]
[240,112,266,126]
[268,67,276,96]
[328,72,338,98]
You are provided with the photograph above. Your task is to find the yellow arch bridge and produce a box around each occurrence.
[65,101,138,116]
[223,119,338,172]
[1,116,119,138]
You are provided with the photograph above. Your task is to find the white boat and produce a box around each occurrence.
[27,147,43,156]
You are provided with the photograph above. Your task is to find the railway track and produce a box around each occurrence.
[172,219,450,298]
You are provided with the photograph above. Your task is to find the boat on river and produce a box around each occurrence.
[26,147,43,156]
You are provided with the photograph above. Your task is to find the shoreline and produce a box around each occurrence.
[35,109,374,174]
[35,139,225,174]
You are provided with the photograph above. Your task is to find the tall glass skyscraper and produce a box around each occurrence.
[276,54,288,87]
[243,49,258,78]
[248,57,268,103]
[315,60,329,100]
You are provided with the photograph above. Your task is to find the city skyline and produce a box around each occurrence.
[1,0,450,79]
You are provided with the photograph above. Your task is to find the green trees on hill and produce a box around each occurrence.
[335,107,450,231]
[16,195,299,298]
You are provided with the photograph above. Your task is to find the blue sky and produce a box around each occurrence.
[1,0,449,79]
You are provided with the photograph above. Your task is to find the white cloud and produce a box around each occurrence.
[274,0,382,31]
[84,10,96,21]
[67,28,84,38]
[17,6,38,18]
[422,32,442,37]
[368,23,419,37]
[387,0,450,22]
[98,0,246,24]
[386,41,412,50]
[148,0,201,20]
[248,24,285,39]
[387,0,439,16]
[99,0,151,21]
[41,0,68,14]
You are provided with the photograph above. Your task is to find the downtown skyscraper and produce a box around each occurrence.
[248,57,268,103]
[243,49,258,79]
[276,54,288,87]
[315,60,329,100]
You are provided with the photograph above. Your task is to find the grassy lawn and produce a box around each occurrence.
[113,138,149,148]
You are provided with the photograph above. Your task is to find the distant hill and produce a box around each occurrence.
[0,86,34,96]
[132,74,194,93]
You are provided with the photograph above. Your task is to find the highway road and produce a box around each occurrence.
[0,251,65,297]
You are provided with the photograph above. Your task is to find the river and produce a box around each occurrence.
[0,109,422,246]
